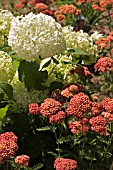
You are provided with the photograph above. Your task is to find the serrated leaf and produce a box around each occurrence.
[32,163,44,170]
[56,136,72,144]
[0,83,13,99]
[36,126,52,131]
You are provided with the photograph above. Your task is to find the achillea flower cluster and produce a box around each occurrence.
[66,92,91,117]
[91,102,102,115]
[0,132,18,164]
[35,3,48,11]
[68,118,89,134]
[15,155,30,167]
[54,158,78,170]
[0,9,13,36]
[8,12,66,62]
[49,111,66,124]
[14,4,24,8]
[40,98,62,117]
[102,98,113,113]
[70,66,92,77]
[61,84,79,98]
[96,32,113,49]
[29,103,40,114]
[55,4,80,15]
[89,116,108,135]
[94,57,113,72]
[102,111,113,121]
[0,51,15,83]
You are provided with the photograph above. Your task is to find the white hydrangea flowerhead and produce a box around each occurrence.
[62,26,103,64]
[8,12,66,62]
[0,51,15,84]
[10,72,48,113]
[0,9,14,36]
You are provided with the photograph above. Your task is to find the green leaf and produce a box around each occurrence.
[68,48,88,55]
[56,135,72,144]
[50,81,63,92]
[62,60,79,65]
[39,57,51,71]
[36,126,56,132]
[0,106,8,121]
[18,60,40,91]
[8,50,16,55]
[0,83,13,99]
[32,163,44,170]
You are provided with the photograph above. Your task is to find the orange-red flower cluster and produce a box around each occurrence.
[96,32,113,49]
[68,118,89,134]
[61,84,79,98]
[89,115,108,135]
[0,132,18,164]
[66,92,91,117]
[54,4,81,16]
[49,111,66,124]
[15,155,30,167]
[29,103,40,115]
[54,158,78,170]
[91,102,102,115]
[40,98,61,117]
[94,57,113,72]
[35,3,48,11]
[102,98,113,113]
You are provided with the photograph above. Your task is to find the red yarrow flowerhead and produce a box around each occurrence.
[29,103,40,115]
[66,92,91,117]
[89,115,108,135]
[0,132,18,164]
[49,111,66,124]
[35,3,48,11]
[102,98,113,113]
[94,57,113,73]
[14,3,24,8]
[40,98,62,117]
[15,155,30,167]
[54,158,78,170]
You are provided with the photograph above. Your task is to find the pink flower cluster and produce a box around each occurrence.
[15,155,30,167]
[94,57,113,73]
[68,118,89,134]
[29,103,40,115]
[40,98,62,117]
[91,102,102,115]
[102,98,113,113]
[89,116,108,135]
[54,158,78,170]
[0,132,18,164]
[61,84,79,98]
[49,111,66,124]
[66,92,91,117]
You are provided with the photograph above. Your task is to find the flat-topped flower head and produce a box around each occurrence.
[8,12,66,62]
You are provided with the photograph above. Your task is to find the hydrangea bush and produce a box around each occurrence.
[0,1,113,170]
